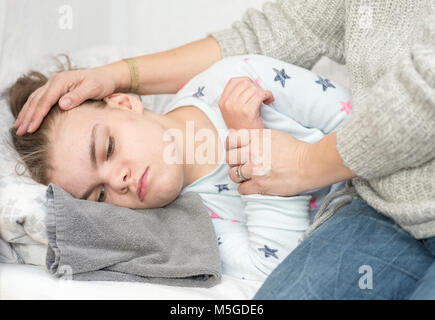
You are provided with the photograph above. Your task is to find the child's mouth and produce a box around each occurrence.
[137,167,149,202]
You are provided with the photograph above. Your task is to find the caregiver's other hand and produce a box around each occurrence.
[218,77,274,130]
[14,66,120,135]
[226,130,356,196]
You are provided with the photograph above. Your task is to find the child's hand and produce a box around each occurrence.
[218,77,274,130]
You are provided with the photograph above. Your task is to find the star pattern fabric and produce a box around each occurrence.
[209,210,220,219]
[273,68,291,88]
[309,197,318,210]
[193,86,205,97]
[215,184,229,193]
[166,54,351,281]
[315,76,336,92]
[340,100,353,115]
[258,245,279,259]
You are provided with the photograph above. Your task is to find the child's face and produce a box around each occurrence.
[48,94,185,208]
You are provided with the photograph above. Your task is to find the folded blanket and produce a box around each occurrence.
[45,184,221,287]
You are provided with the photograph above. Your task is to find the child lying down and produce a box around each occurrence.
[8,54,352,281]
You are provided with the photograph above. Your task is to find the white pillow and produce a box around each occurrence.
[0,94,48,266]
[0,45,173,266]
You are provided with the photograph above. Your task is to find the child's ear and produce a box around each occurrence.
[104,93,144,115]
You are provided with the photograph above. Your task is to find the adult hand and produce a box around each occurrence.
[14,66,120,135]
[218,77,274,130]
[226,130,356,196]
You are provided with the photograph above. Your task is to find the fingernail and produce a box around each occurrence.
[16,125,23,135]
[61,98,71,108]
[27,122,33,133]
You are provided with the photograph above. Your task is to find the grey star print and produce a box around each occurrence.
[215,184,230,193]
[273,68,291,88]
[258,245,279,259]
[193,86,205,97]
[315,76,336,92]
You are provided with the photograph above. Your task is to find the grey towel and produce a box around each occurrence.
[45,184,221,287]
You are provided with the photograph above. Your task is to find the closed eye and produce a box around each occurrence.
[107,136,115,160]
[97,136,115,203]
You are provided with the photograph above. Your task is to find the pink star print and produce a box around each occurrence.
[309,197,317,210]
[209,209,220,219]
[255,77,261,86]
[243,57,249,63]
[340,100,353,115]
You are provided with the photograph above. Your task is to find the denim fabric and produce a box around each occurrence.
[409,237,435,300]
[254,197,435,300]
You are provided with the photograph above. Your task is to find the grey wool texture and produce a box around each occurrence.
[210,0,435,239]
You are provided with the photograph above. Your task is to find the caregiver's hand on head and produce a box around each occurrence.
[218,77,274,130]
[226,129,356,197]
[13,66,122,135]
[14,37,223,135]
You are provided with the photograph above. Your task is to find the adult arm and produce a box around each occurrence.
[334,15,435,180]
[261,15,435,194]
[113,37,222,95]
[15,37,222,135]
[16,0,346,135]
[209,0,346,68]
[223,10,435,195]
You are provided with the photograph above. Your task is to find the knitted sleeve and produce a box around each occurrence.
[336,15,435,179]
[208,0,346,70]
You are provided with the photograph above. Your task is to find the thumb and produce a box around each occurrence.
[263,91,275,105]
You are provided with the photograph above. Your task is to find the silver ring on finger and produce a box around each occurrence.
[236,164,249,182]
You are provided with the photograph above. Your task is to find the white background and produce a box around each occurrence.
[0,0,349,88]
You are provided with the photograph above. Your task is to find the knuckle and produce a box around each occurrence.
[22,112,33,123]
[27,90,39,102]
[256,90,265,97]
[241,108,251,118]
[31,114,41,123]
[51,73,62,81]
[88,79,103,92]
[27,88,43,106]
[230,168,237,180]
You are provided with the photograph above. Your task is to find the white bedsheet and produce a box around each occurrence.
[0,264,262,300]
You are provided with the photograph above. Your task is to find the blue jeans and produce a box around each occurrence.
[409,238,435,299]
[254,197,435,299]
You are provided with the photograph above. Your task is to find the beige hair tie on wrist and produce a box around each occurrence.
[123,58,139,94]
